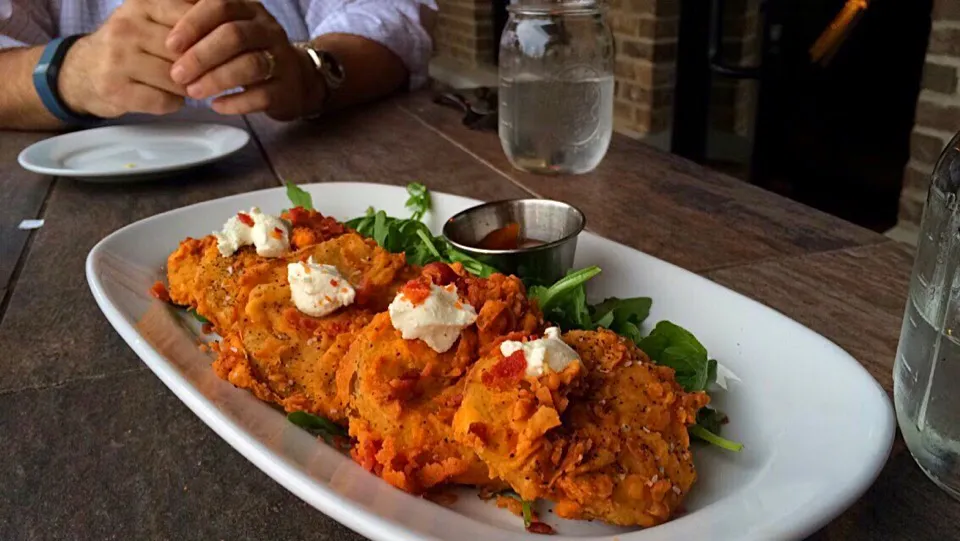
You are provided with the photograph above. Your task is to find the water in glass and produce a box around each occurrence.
[894,132,960,499]
[499,75,614,174]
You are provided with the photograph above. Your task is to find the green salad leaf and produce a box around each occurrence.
[590,297,651,331]
[695,407,727,434]
[344,184,497,277]
[499,490,534,529]
[528,266,601,313]
[691,407,743,451]
[521,499,533,529]
[637,321,714,392]
[405,182,431,221]
[186,308,209,324]
[590,296,652,344]
[285,182,314,210]
[287,411,348,446]
[442,246,498,277]
[528,268,653,345]
[690,423,744,452]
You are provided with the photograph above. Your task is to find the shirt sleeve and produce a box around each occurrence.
[0,0,57,49]
[303,0,437,90]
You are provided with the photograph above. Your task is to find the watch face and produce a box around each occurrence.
[319,51,345,86]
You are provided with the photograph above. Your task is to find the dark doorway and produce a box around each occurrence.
[750,0,933,231]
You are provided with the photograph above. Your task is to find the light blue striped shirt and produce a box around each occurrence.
[0,0,436,89]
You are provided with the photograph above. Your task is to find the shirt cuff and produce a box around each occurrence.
[310,6,435,90]
[0,35,27,48]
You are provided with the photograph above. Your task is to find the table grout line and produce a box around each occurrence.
[697,237,901,276]
[242,115,285,187]
[0,175,57,326]
[0,365,148,397]
[395,104,542,199]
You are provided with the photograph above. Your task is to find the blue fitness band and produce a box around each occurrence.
[33,35,102,126]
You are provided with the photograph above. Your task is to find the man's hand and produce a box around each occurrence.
[59,0,193,118]
[167,0,318,120]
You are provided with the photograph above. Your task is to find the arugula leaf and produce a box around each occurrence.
[285,182,314,210]
[707,358,718,386]
[691,407,742,451]
[373,210,389,247]
[186,308,209,324]
[528,266,601,313]
[564,282,592,328]
[617,320,645,345]
[444,244,498,277]
[528,271,653,344]
[521,499,533,529]
[638,321,706,359]
[591,297,651,330]
[345,183,497,278]
[689,424,744,452]
[588,296,652,345]
[499,490,533,529]
[695,407,727,434]
[637,321,713,392]
[405,182,431,221]
[287,411,348,445]
[590,301,616,328]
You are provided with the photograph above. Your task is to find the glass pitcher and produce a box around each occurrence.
[894,131,960,500]
[498,0,614,175]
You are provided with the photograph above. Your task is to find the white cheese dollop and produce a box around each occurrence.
[500,327,580,377]
[388,283,478,353]
[214,207,289,258]
[287,258,356,317]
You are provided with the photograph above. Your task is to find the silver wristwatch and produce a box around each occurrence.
[294,42,345,112]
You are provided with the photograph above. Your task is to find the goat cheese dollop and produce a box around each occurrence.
[499,327,580,377]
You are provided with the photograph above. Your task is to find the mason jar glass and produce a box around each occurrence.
[894,131,960,500]
[498,0,615,175]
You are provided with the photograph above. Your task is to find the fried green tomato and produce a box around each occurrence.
[211,233,413,424]
[339,263,543,494]
[550,329,709,527]
[453,331,582,501]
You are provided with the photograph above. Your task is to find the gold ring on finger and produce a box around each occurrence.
[261,50,276,82]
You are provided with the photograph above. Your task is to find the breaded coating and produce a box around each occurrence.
[339,263,543,494]
[166,235,261,333]
[453,332,582,500]
[550,329,709,527]
[210,233,413,423]
[165,207,347,333]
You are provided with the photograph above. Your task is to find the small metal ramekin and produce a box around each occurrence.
[442,199,586,284]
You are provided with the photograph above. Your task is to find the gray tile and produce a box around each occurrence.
[0,369,365,541]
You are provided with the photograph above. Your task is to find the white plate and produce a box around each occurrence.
[86,182,895,541]
[18,122,249,179]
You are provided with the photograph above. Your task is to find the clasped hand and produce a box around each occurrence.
[60,0,316,121]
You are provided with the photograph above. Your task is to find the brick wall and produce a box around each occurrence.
[900,0,960,226]
[434,0,496,66]
[609,0,678,136]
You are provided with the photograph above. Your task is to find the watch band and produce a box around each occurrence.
[294,42,345,116]
[33,35,102,126]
